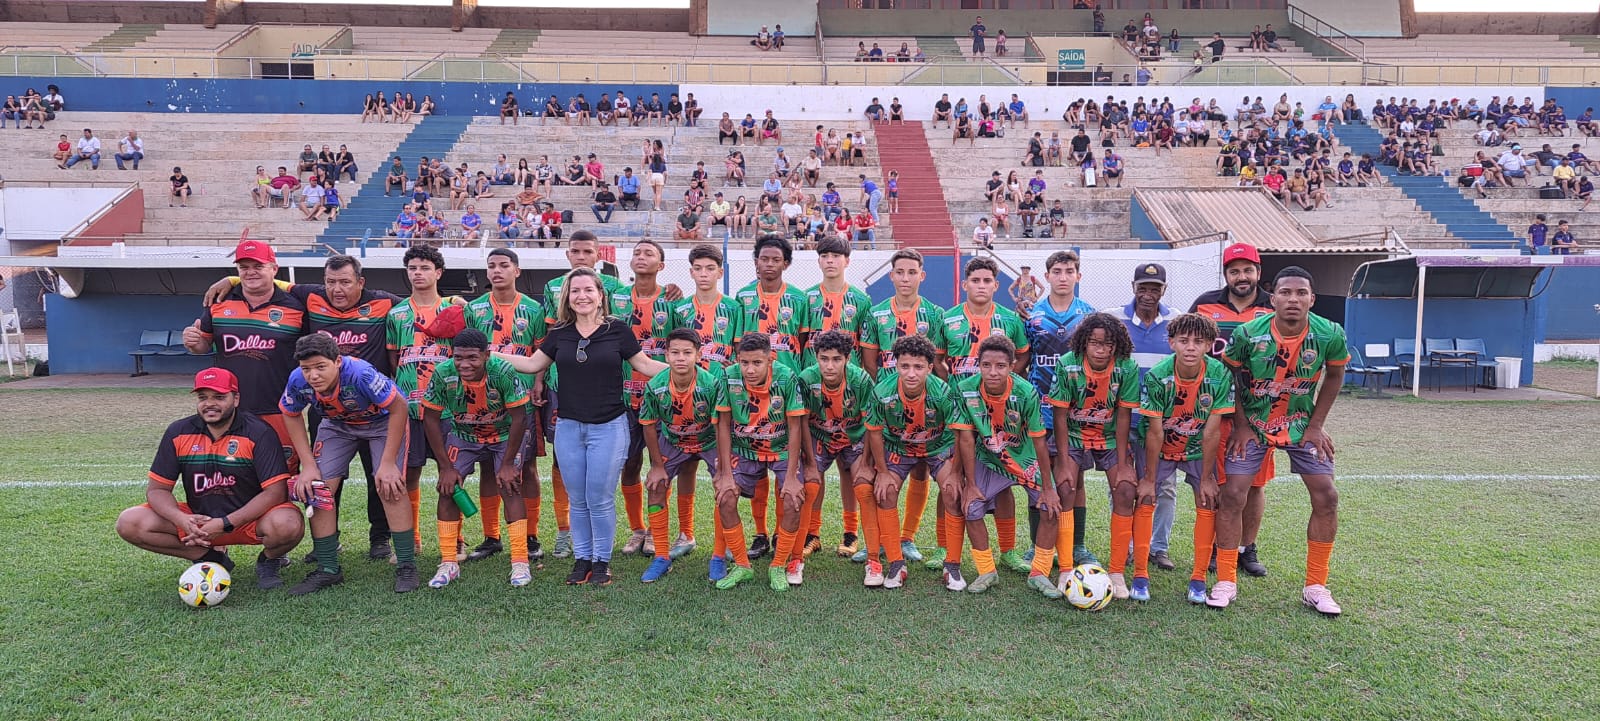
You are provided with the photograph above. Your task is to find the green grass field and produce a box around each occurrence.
[3,388,1598,720]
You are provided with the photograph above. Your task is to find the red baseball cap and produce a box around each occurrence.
[1222,242,1261,266]
[192,367,239,394]
[233,239,277,265]
[421,303,466,340]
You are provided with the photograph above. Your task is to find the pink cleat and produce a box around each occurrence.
[1205,580,1237,609]
[1302,584,1343,617]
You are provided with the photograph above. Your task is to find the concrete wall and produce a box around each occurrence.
[706,0,816,37]
[222,25,345,58]
[2,187,125,242]
[1344,296,1538,385]
[1412,12,1596,36]
[75,188,145,245]
[1536,266,1600,342]
[819,8,1287,37]
[1031,36,1125,72]
[1297,0,1403,38]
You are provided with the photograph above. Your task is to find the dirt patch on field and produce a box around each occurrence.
[1532,363,1599,398]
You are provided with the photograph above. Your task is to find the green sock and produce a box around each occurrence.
[1073,506,1087,548]
[314,532,341,574]
[390,530,416,566]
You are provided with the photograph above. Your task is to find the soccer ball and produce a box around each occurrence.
[178,562,232,607]
[1063,563,1113,611]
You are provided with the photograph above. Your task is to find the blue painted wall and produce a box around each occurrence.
[13,77,676,115]
[1535,266,1600,341]
[1546,87,1600,115]
[1130,197,1161,244]
[1344,297,1537,385]
[863,253,960,309]
[46,294,213,375]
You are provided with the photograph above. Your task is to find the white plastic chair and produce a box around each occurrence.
[1,309,23,377]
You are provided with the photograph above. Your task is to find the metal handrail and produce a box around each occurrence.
[1287,2,1366,62]
[61,182,142,245]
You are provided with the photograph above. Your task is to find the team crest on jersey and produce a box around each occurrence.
[769,396,783,411]
[1198,393,1213,409]
[267,309,284,325]
[486,387,501,403]
[190,443,202,452]
[514,316,529,331]
[394,309,411,322]
[222,308,235,317]
[715,316,729,332]
[654,310,669,326]
[779,306,794,322]
[358,304,372,317]
[1300,348,1318,365]
[916,320,929,334]
[843,304,858,321]
[1005,408,1021,428]
[990,326,1006,336]
[224,439,240,458]
[694,400,709,416]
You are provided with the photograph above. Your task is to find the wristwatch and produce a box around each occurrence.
[221,515,235,533]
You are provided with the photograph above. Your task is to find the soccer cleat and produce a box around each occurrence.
[850,547,869,563]
[254,553,288,590]
[707,555,729,582]
[466,537,502,562]
[429,562,460,589]
[863,560,885,588]
[528,535,545,561]
[786,560,805,586]
[942,564,968,592]
[640,533,655,558]
[1241,543,1267,577]
[767,565,790,592]
[899,540,925,563]
[1149,551,1176,571]
[552,530,573,558]
[669,533,697,560]
[1186,580,1208,604]
[1022,547,1035,563]
[510,562,533,587]
[1072,545,1100,567]
[921,546,947,571]
[641,557,673,583]
[998,549,1031,574]
[883,560,908,589]
[836,532,858,557]
[747,534,771,560]
[1109,572,1130,600]
[1027,573,1065,599]
[368,540,393,561]
[966,571,1000,593]
[394,563,420,593]
[802,535,822,558]
[1205,580,1237,609]
[287,568,345,596]
[1130,576,1151,602]
[621,529,648,556]
[564,559,592,586]
[1302,584,1343,617]
[715,564,755,590]
[588,561,613,586]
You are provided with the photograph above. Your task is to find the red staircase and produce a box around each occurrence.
[871,121,958,253]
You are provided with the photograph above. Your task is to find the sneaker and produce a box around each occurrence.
[254,553,288,590]
[863,560,885,587]
[588,561,613,586]
[1186,580,1208,604]
[883,560,907,589]
[301,543,345,565]
[1109,572,1130,600]
[998,549,1031,574]
[1207,547,1217,573]
[201,548,236,574]
[429,562,460,589]
[802,535,822,558]
[287,568,344,596]
[921,546,948,570]
[707,555,729,582]
[1022,547,1035,562]
[621,529,648,556]
[715,564,755,590]
[966,571,1000,593]
[836,532,859,557]
[747,534,771,560]
[528,535,545,561]
[640,533,655,558]
[564,559,592,585]
[552,530,573,558]
[786,560,805,586]
[1130,576,1151,602]
[1241,543,1267,577]
[943,564,968,592]
[367,540,392,561]
[669,533,697,560]
[641,557,673,583]
[1302,584,1343,617]
[1072,545,1100,567]
[1205,580,1237,609]
[850,547,869,564]
[510,561,533,587]
[1149,551,1176,571]
[763,565,789,592]
[900,540,925,563]
[394,562,420,593]
[1027,573,1065,599]
[466,537,503,562]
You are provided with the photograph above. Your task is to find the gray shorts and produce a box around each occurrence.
[964,464,1040,521]
[406,416,450,469]
[1225,437,1333,477]
[626,409,646,459]
[313,419,403,481]
[732,455,789,498]
[883,450,951,481]
[1131,447,1205,490]
[660,438,718,479]
[1067,447,1120,473]
[445,435,522,478]
[813,439,864,475]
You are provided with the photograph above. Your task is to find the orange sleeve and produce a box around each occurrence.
[147,471,177,487]
[260,473,290,488]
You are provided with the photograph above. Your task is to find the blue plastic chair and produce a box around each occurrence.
[1393,338,1417,386]
[128,330,169,377]
[1455,338,1498,387]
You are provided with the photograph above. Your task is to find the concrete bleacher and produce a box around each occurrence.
[1359,35,1594,63]
[349,26,500,55]
[0,22,123,51]
[523,30,810,61]
[1151,35,1313,86]
[127,25,251,52]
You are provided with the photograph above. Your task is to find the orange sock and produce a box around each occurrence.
[841,480,858,535]
[1133,504,1154,579]
[622,482,645,532]
[480,494,501,539]
[770,525,797,568]
[796,482,820,545]
[1030,545,1056,577]
[677,492,696,542]
[996,515,1017,554]
[712,517,728,557]
[943,511,964,565]
[723,519,750,567]
[1307,539,1334,587]
[649,499,671,560]
[1108,512,1133,574]
[1191,509,1216,582]
[507,519,528,564]
[409,488,422,547]
[439,519,462,563]
[901,476,929,541]
[933,509,947,553]
[528,496,541,538]
[1056,505,1076,571]
[878,505,903,563]
[552,469,570,532]
[843,509,859,536]
[853,484,879,560]
[751,475,770,536]
[972,546,996,576]
[1217,547,1240,583]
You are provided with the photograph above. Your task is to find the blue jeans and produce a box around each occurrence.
[554,413,630,562]
[65,152,99,169]
[866,189,883,221]
[115,151,142,170]
[1148,469,1178,555]
[591,203,614,223]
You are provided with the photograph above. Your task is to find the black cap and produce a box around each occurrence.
[1133,263,1167,285]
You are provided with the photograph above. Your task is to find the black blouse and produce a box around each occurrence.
[541,319,641,424]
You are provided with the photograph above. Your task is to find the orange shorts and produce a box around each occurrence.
[141,501,299,546]
[1217,452,1273,488]
[257,412,301,473]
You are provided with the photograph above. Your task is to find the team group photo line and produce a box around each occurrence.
[122,231,1347,615]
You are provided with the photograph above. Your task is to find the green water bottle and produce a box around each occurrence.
[451,486,480,518]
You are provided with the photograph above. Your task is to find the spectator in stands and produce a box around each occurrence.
[20,88,48,128]
[296,144,317,178]
[612,167,639,211]
[61,128,100,170]
[596,94,616,126]
[393,92,412,123]
[168,166,191,208]
[42,85,64,113]
[0,95,20,128]
[384,156,407,197]
[1102,149,1125,187]
[299,177,327,220]
[314,144,337,180]
[689,160,709,193]
[996,29,1010,57]
[865,97,885,123]
[491,155,514,186]
[1569,144,1600,174]
[1499,146,1529,186]
[739,113,758,142]
[1200,32,1226,63]
[972,217,995,251]
[114,129,144,171]
[1261,24,1283,51]
[423,209,447,240]
[417,95,435,118]
[1528,214,1549,252]
[970,15,988,58]
[471,171,495,202]
[543,95,565,125]
[376,94,392,122]
[752,25,774,51]
[449,168,471,210]
[851,207,877,249]
[895,43,912,62]
[497,203,520,241]
[392,203,419,240]
[1578,179,1595,211]
[1285,169,1313,210]
[458,204,483,241]
[533,155,555,196]
[718,113,738,145]
[251,166,273,208]
[933,94,954,128]
[867,43,885,62]
[336,145,357,183]
[954,111,975,145]
[801,150,822,188]
[1550,220,1577,254]
[1532,143,1563,175]
[591,183,617,224]
[267,167,298,208]
[1575,107,1597,137]
[726,149,747,186]
[667,93,684,125]
[684,92,702,126]
[759,110,782,145]
[538,203,564,242]
[501,91,519,126]
[1016,192,1040,238]
[1554,158,1579,197]
[761,172,783,207]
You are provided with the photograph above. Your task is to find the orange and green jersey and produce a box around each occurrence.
[798,363,876,451]
[1190,287,1273,358]
[420,356,528,444]
[674,294,742,368]
[638,366,722,454]
[387,297,454,420]
[541,272,627,324]
[938,302,1030,378]
[733,281,811,373]
[860,295,945,376]
[611,284,680,410]
[865,372,957,459]
[196,287,307,417]
[1046,352,1141,451]
[1136,355,1236,461]
[466,292,545,391]
[1222,312,1349,447]
[803,282,873,366]
[716,363,805,461]
[951,373,1048,488]
[294,286,400,373]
